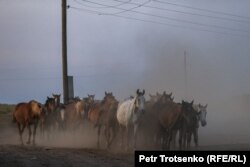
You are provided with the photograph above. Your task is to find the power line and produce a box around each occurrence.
[69,6,250,38]
[111,0,250,24]
[76,0,152,15]
[111,0,152,15]
[74,0,250,34]
[73,0,132,9]
[153,0,250,20]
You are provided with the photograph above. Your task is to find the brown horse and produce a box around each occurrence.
[150,92,182,150]
[88,92,118,149]
[140,91,174,149]
[100,92,119,148]
[40,97,57,138]
[52,93,66,131]
[13,100,42,145]
[63,95,93,131]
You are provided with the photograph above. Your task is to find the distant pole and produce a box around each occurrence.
[62,0,69,103]
[184,51,188,99]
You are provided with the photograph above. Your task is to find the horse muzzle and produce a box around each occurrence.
[201,121,207,127]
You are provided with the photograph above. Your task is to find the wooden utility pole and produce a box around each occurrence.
[184,50,188,99]
[62,0,69,103]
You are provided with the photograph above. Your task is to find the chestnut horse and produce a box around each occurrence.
[150,93,182,150]
[13,100,42,145]
[99,92,119,148]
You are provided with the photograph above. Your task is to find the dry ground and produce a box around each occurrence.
[1,110,250,167]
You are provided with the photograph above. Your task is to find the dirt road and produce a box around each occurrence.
[0,145,133,167]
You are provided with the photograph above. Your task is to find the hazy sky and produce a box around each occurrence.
[1,0,250,104]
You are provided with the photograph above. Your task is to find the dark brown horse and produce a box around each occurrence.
[178,100,198,150]
[88,92,118,149]
[100,92,119,148]
[13,100,42,145]
[140,91,174,149]
[150,92,182,150]
[40,97,57,138]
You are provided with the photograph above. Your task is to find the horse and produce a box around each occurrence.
[40,97,56,138]
[98,92,119,148]
[63,100,85,131]
[116,89,146,150]
[139,91,173,149]
[191,103,207,147]
[13,100,42,145]
[52,94,66,131]
[150,92,181,150]
[178,100,198,150]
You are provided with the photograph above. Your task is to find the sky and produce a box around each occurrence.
[0,0,250,106]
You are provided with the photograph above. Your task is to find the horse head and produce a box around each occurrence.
[157,91,174,105]
[87,94,95,104]
[52,93,61,106]
[149,92,162,103]
[134,89,146,114]
[103,92,118,108]
[197,104,207,127]
[45,97,56,113]
[181,100,197,124]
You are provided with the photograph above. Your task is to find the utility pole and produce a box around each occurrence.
[184,50,188,100]
[62,0,69,103]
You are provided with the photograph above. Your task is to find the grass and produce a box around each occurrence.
[0,104,15,114]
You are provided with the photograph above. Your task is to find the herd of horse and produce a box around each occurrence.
[12,89,207,151]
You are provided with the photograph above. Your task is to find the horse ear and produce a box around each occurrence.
[142,89,145,95]
[105,91,107,96]
[47,96,50,99]
[182,100,184,104]
[137,89,140,95]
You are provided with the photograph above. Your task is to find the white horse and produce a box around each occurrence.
[192,103,208,146]
[117,89,145,150]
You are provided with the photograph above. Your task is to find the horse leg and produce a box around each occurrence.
[32,121,38,145]
[133,124,138,150]
[178,128,183,150]
[109,125,117,149]
[17,123,24,145]
[193,128,199,147]
[27,123,32,144]
[171,129,177,149]
[120,126,124,150]
[104,126,109,148]
[97,125,101,148]
[126,126,131,151]
[187,132,192,150]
